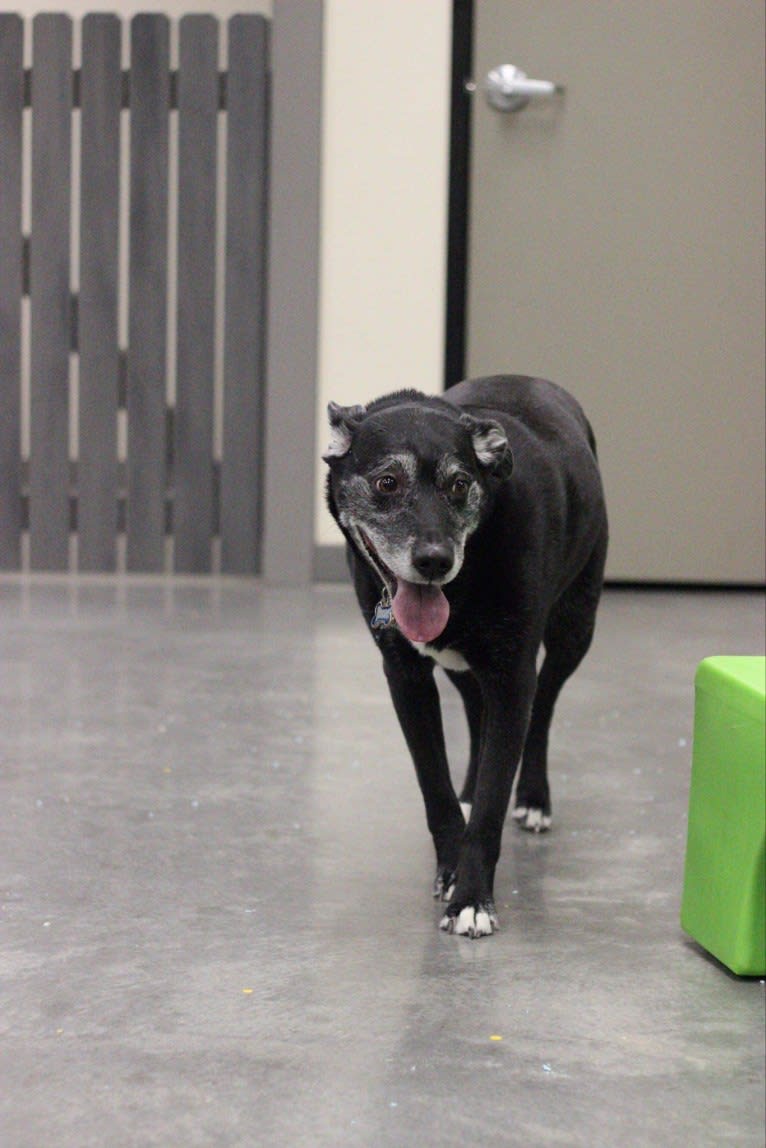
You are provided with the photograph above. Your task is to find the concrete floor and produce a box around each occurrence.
[0,576,764,1148]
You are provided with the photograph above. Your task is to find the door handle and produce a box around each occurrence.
[471,64,564,113]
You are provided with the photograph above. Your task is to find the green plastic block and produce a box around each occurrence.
[681,656,766,975]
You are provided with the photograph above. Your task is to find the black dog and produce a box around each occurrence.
[323,376,608,937]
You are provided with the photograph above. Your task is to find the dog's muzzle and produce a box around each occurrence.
[356,528,452,644]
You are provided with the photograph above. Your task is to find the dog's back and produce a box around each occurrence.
[446,373,598,458]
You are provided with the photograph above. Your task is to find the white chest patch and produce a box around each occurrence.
[411,641,470,673]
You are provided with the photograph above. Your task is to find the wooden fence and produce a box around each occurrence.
[0,13,269,573]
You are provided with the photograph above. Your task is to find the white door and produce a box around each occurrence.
[466,1,765,583]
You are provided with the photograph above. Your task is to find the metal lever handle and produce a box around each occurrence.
[480,64,563,113]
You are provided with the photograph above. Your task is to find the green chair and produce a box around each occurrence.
[681,656,766,976]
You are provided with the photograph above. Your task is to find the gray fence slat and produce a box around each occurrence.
[126,15,170,572]
[261,0,321,585]
[220,15,269,575]
[0,15,24,569]
[29,14,72,570]
[173,15,218,573]
[78,14,121,571]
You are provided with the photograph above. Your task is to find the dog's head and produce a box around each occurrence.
[323,391,513,642]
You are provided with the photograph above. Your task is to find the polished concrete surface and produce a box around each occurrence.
[1,577,764,1147]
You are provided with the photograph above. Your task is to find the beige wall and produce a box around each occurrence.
[315,0,452,545]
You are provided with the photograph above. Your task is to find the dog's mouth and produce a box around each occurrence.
[357,530,450,644]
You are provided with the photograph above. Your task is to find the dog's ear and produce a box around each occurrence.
[461,415,513,478]
[323,402,367,461]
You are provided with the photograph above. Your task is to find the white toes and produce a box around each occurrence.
[466,908,495,937]
[512,806,552,833]
[432,874,457,901]
[439,905,498,938]
[456,907,476,935]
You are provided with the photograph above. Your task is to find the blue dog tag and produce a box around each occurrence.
[371,590,394,630]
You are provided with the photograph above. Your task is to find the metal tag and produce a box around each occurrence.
[371,588,394,630]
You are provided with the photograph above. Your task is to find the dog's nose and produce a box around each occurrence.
[412,541,454,582]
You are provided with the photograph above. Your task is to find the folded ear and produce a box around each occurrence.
[460,414,513,477]
[322,401,367,460]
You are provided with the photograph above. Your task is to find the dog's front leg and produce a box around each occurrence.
[440,661,537,938]
[381,642,466,899]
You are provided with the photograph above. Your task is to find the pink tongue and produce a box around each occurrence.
[392,580,450,643]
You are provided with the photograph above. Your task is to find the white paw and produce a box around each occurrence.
[439,904,499,938]
[432,872,455,902]
[512,806,552,833]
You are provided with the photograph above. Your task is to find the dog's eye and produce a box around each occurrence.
[375,474,400,495]
[450,475,470,498]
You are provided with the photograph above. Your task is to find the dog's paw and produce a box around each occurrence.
[512,805,552,833]
[432,868,456,902]
[439,902,499,938]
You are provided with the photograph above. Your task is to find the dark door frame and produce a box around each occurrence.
[444,0,474,389]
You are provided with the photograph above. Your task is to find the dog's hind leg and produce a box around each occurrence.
[513,535,607,833]
[445,669,483,816]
